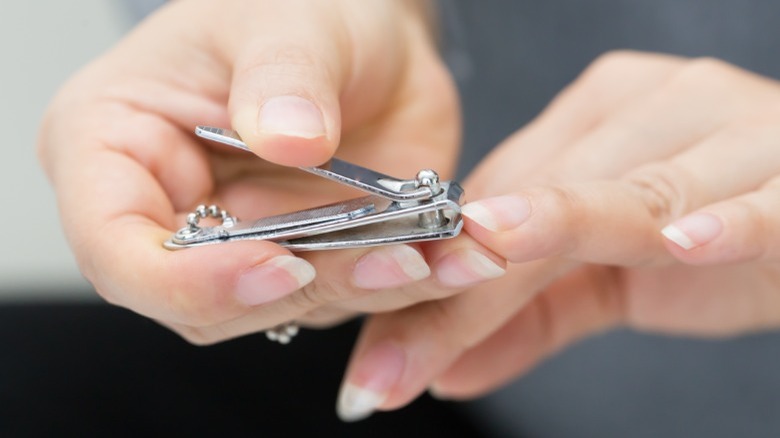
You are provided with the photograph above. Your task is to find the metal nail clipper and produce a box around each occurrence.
[164,127,465,251]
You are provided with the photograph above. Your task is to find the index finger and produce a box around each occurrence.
[41,102,314,328]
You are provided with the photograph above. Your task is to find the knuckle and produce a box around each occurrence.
[669,57,735,88]
[577,51,633,88]
[589,50,641,72]
[562,51,682,113]
[297,307,356,328]
[542,124,633,180]
[532,185,586,254]
[726,195,769,257]
[289,277,364,311]
[289,282,326,309]
[623,163,690,224]
[269,45,317,66]
[732,196,766,228]
[263,45,320,76]
[536,184,584,227]
[583,50,658,81]
[683,56,732,76]
[239,45,323,84]
[391,284,450,308]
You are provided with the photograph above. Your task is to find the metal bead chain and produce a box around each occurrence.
[185,204,299,344]
[186,204,233,231]
[265,322,300,345]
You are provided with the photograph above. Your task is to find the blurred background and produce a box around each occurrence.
[0,1,131,299]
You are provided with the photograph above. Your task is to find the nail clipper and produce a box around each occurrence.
[164,127,464,251]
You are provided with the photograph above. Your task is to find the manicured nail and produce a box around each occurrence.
[462,195,532,232]
[235,255,315,306]
[435,249,505,287]
[257,95,326,139]
[352,245,431,290]
[662,212,723,250]
[337,342,405,422]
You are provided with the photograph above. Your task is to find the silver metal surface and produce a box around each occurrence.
[195,126,251,151]
[195,127,434,201]
[164,127,465,251]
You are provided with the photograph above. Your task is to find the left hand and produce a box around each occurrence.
[38,0,503,345]
[335,51,780,420]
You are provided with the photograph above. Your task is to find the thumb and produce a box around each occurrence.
[228,25,348,166]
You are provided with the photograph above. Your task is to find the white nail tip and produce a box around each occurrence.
[268,256,316,288]
[393,245,431,281]
[465,251,506,280]
[661,225,697,250]
[336,383,386,422]
[462,202,499,231]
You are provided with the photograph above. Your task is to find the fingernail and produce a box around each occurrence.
[352,245,431,290]
[462,195,532,232]
[257,95,326,139]
[337,342,405,422]
[235,255,315,306]
[427,382,452,401]
[662,212,723,250]
[435,249,505,287]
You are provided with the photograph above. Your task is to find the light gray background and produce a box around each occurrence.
[0,1,130,298]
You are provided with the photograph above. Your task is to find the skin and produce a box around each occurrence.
[41,1,780,423]
[38,0,504,345]
[342,51,780,417]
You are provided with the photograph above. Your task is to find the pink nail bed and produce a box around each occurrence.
[235,256,314,306]
[436,249,506,287]
[462,195,531,232]
[349,342,406,393]
[352,246,430,290]
[663,212,723,250]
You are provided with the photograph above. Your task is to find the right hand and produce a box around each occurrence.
[38,0,501,344]
[337,51,780,420]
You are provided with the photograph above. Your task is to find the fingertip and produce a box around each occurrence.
[433,248,506,288]
[336,341,406,422]
[458,195,534,263]
[351,245,431,290]
[427,381,476,402]
[254,133,335,167]
[152,239,303,325]
[462,195,532,233]
[661,224,698,250]
[661,212,730,264]
[234,254,316,306]
[427,382,454,401]
[422,231,507,288]
[257,95,327,139]
[662,212,723,251]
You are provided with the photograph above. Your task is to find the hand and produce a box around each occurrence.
[38,0,503,344]
[336,51,780,420]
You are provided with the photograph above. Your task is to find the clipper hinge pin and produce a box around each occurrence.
[415,169,447,229]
